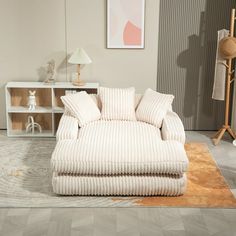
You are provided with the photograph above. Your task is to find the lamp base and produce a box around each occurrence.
[72,80,85,86]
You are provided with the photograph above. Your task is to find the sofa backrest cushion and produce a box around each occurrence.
[90,93,142,111]
[61,91,101,127]
[90,94,102,110]
[99,87,136,121]
[136,88,174,128]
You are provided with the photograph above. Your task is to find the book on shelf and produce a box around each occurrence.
[65,90,77,95]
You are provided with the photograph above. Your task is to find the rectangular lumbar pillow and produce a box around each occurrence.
[61,91,101,127]
[136,88,174,128]
[99,87,136,121]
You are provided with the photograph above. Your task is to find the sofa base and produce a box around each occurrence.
[52,173,187,196]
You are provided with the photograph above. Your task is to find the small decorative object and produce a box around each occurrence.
[25,116,42,134]
[68,48,92,86]
[219,36,236,59]
[107,0,145,49]
[44,59,56,84]
[28,90,36,110]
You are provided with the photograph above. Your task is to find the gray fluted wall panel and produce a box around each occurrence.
[157,0,235,130]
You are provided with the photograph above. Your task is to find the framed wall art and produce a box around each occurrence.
[107,0,145,49]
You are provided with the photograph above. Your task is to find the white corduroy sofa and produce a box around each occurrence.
[51,91,188,196]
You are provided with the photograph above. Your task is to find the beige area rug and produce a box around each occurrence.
[0,136,235,207]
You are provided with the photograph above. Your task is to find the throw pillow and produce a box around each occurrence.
[99,87,136,121]
[61,91,101,127]
[136,88,174,128]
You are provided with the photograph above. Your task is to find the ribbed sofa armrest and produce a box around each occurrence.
[56,111,78,141]
[162,110,186,144]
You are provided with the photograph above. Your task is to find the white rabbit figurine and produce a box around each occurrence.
[28,90,36,110]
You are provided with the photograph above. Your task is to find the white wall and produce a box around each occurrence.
[0,0,160,129]
[66,0,160,91]
[0,0,66,128]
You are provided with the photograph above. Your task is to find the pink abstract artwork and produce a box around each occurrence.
[107,0,145,48]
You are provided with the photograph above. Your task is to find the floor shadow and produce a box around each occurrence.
[197,130,234,143]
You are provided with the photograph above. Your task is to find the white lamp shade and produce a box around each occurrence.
[68,48,92,65]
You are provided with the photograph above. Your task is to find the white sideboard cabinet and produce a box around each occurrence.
[5,82,99,137]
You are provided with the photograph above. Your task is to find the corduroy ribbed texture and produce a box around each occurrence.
[52,96,188,196]
[51,120,188,175]
[91,93,143,111]
[52,172,187,196]
[136,89,174,128]
[56,94,144,141]
[99,87,136,121]
[162,110,186,144]
[89,94,102,110]
[56,112,79,141]
[61,91,101,127]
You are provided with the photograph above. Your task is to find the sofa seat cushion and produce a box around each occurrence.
[52,172,187,196]
[51,120,188,175]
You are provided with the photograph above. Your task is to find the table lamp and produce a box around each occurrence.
[68,48,92,86]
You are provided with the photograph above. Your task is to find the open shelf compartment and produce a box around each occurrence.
[7,113,53,137]
[5,82,99,137]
